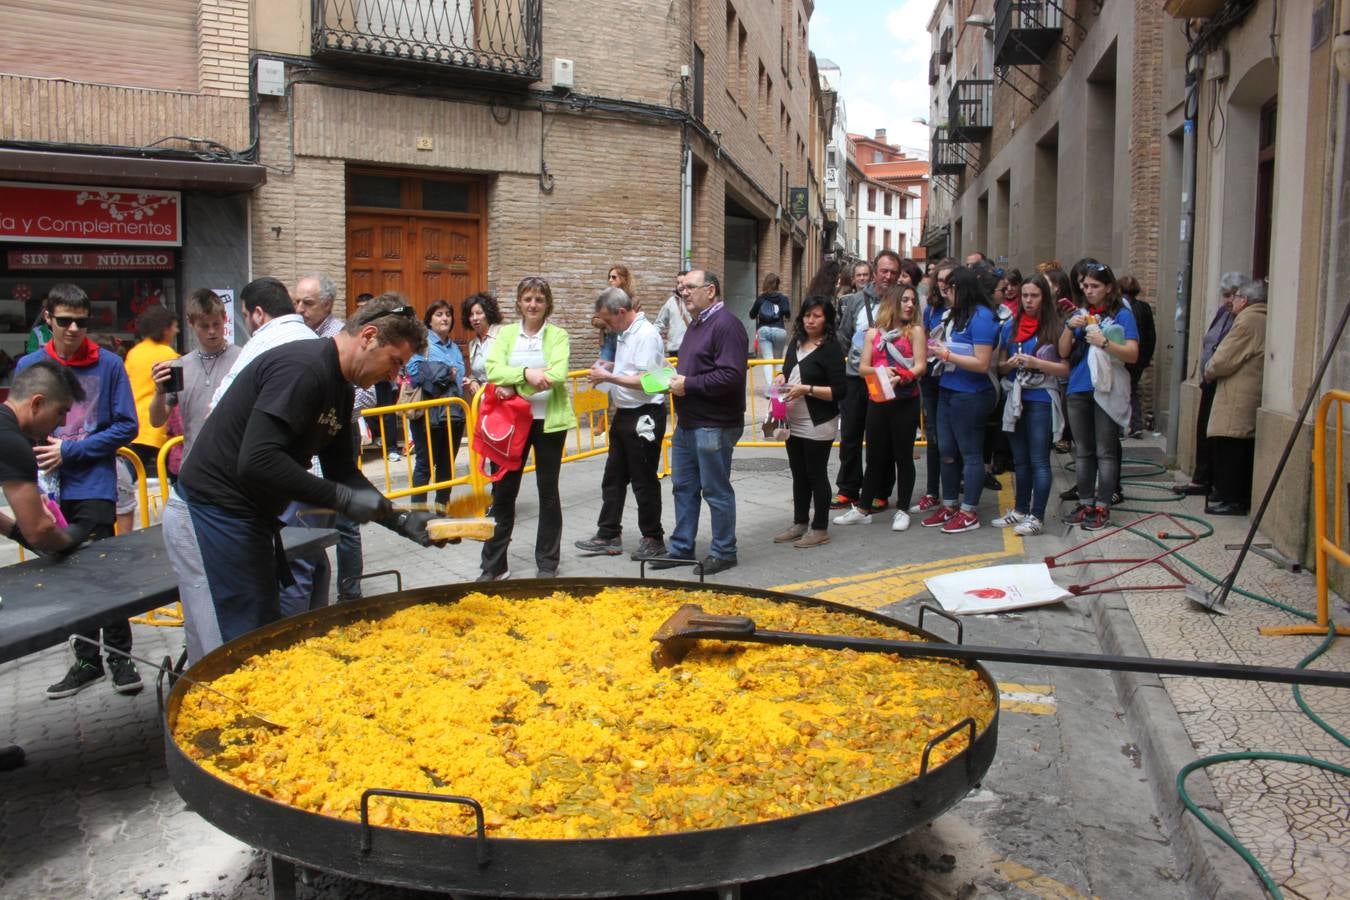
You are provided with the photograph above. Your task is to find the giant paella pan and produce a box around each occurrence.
[163,578,1000,897]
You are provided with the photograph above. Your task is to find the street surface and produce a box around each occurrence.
[5,435,1340,899]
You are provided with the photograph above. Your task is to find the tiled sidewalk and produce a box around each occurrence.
[1071,468,1349,900]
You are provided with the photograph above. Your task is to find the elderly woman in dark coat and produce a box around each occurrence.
[1202,279,1267,516]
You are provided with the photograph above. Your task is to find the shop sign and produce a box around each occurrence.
[0,181,181,247]
[7,249,176,271]
[789,187,809,220]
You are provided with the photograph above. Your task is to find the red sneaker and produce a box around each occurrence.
[1063,504,1091,526]
[941,509,981,534]
[910,494,940,513]
[830,493,856,510]
[870,498,889,512]
[921,506,957,528]
[1082,506,1111,531]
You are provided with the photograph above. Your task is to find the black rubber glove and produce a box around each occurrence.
[383,510,459,547]
[333,484,393,524]
[45,521,91,559]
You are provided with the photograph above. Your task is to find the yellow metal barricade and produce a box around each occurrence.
[361,395,476,504]
[1261,389,1350,637]
[117,445,184,627]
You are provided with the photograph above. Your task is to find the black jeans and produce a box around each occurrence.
[480,422,566,576]
[410,416,465,507]
[786,435,834,530]
[1191,380,1218,486]
[920,376,941,498]
[61,498,131,665]
[836,376,895,501]
[1067,393,1123,509]
[596,404,667,540]
[1209,436,1254,506]
[861,394,921,510]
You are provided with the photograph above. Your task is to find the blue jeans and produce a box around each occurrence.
[669,425,740,561]
[937,388,996,511]
[1008,400,1054,520]
[920,376,941,497]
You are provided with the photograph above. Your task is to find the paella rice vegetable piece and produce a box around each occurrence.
[174,588,994,839]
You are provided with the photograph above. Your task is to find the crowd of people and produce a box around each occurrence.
[0,251,1264,774]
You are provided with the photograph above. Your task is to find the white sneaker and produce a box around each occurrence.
[991,509,1026,528]
[833,507,872,526]
[891,510,911,532]
[387,451,404,463]
[1013,516,1044,536]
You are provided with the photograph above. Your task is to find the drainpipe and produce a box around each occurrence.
[1166,68,1200,464]
[681,129,694,270]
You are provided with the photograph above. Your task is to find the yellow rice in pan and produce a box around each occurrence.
[173,587,995,839]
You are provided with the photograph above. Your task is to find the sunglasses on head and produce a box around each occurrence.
[362,304,415,324]
[1082,263,1110,277]
[53,315,89,328]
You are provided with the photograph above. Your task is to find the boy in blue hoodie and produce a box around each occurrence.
[15,283,140,698]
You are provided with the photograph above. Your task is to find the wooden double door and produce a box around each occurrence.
[346,213,482,344]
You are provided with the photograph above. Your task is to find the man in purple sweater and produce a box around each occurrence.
[650,269,748,576]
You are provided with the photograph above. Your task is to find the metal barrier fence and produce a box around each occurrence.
[359,358,929,492]
[1262,389,1350,637]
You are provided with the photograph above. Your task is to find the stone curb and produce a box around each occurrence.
[1092,588,1265,899]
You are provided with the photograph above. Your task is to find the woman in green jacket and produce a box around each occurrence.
[479,276,578,580]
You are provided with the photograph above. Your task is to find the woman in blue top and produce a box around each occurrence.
[924,266,998,534]
[913,258,956,514]
[992,273,1069,536]
[405,300,465,509]
[1058,262,1139,531]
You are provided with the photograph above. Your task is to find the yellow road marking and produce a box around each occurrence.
[1001,682,1053,694]
[993,859,1099,899]
[998,682,1057,716]
[772,484,1023,610]
[1000,699,1059,716]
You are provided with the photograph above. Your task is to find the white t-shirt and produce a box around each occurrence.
[610,313,667,408]
[510,329,550,420]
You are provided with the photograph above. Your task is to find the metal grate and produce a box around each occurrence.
[313,0,542,80]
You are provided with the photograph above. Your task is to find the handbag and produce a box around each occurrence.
[472,384,534,482]
[396,376,425,420]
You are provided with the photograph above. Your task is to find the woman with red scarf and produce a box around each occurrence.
[991,274,1069,536]
[1058,262,1140,531]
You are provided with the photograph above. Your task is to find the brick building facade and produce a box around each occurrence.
[252,0,828,362]
[0,0,258,370]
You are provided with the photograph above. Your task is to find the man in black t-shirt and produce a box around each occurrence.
[163,299,445,662]
[0,360,94,770]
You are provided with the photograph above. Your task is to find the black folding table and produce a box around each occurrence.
[0,526,337,665]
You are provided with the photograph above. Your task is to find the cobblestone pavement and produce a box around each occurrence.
[1,434,1341,898]
[1080,448,1350,900]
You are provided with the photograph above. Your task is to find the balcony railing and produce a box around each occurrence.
[929,52,939,86]
[312,0,543,82]
[938,27,952,65]
[994,0,1064,67]
[948,80,993,142]
[930,126,965,175]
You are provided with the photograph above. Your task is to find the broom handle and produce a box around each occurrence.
[681,628,1350,688]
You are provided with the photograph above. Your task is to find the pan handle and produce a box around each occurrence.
[920,717,976,779]
[154,654,173,720]
[359,788,491,866]
[917,604,964,644]
[344,569,404,595]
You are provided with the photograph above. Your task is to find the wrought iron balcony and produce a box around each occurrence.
[994,0,1064,67]
[947,80,993,142]
[930,127,965,175]
[938,28,952,65]
[312,0,543,82]
[929,52,939,86]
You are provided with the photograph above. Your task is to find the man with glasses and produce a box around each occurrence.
[15,284,141,698]
[833,250,901,511]
[654,270,692,358]
[650,269,747,576]
[165,297,447,662]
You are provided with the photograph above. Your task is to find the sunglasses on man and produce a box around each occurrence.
[52,315,89,328]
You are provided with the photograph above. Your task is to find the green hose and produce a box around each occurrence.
[1102,458,1347,896]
